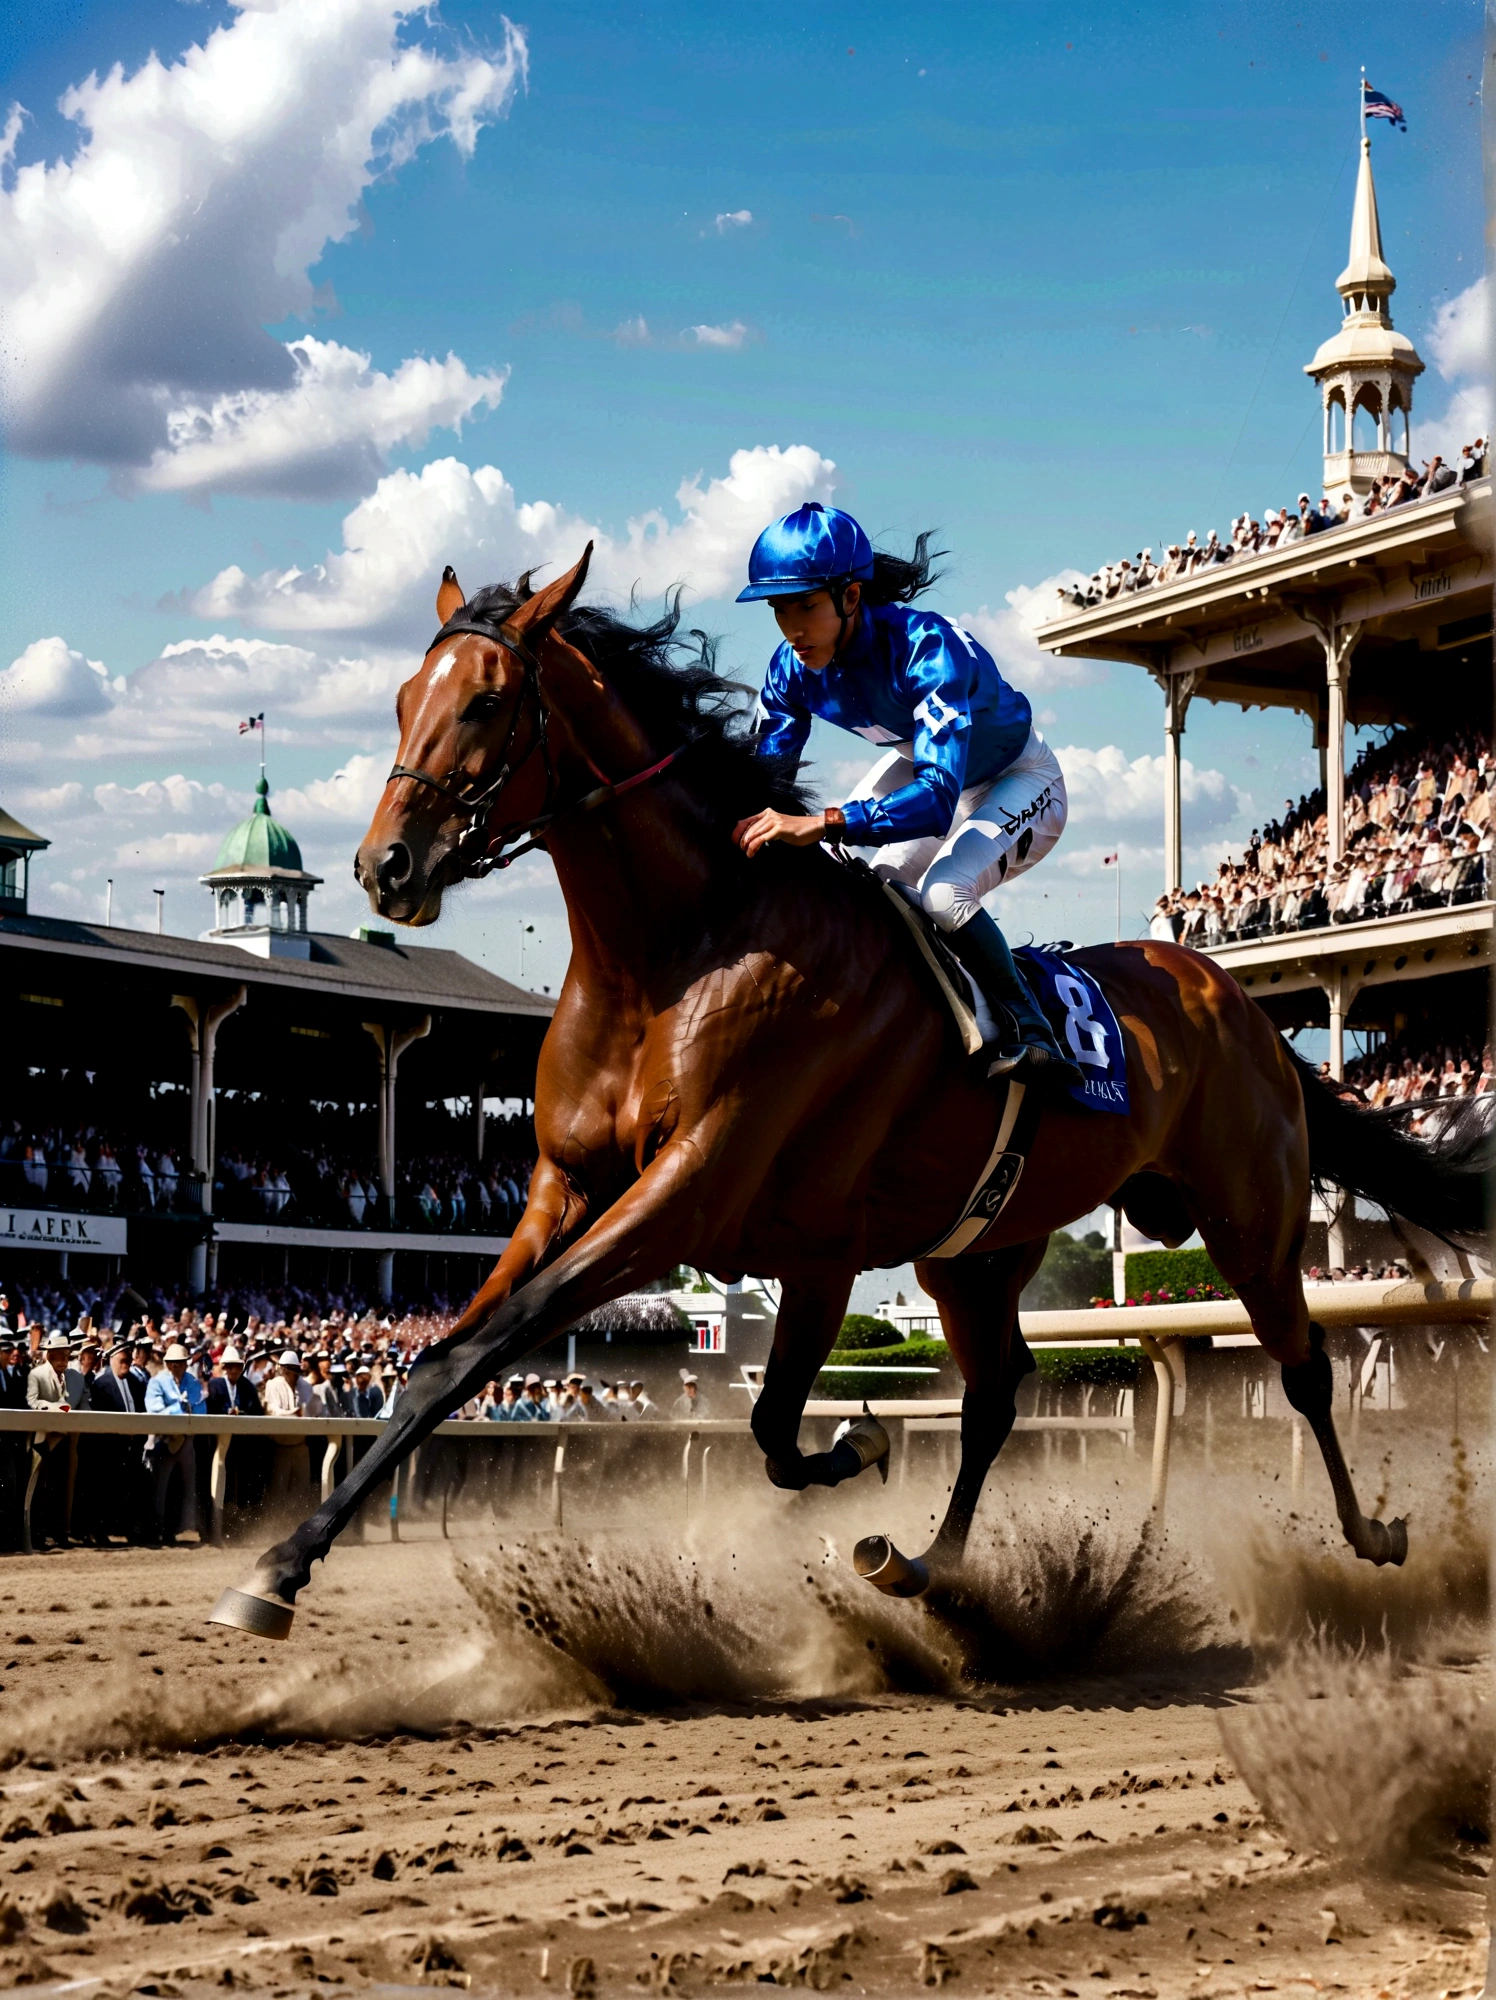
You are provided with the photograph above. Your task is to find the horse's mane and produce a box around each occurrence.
[465,579,814,822]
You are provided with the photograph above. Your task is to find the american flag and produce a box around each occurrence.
[239,712,264,735]
[1362,82,1406,131]
[1102,851,1119,867]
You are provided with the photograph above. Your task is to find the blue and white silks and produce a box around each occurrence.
[752,601,1033,848]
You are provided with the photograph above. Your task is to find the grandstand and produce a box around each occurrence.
[0,776,551,1305]
[1036,131,1492,1263]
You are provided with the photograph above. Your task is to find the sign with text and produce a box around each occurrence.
[1,1208,127,1255]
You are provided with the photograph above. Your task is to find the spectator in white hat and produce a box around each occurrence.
[27,1330,71,1411]
[263,1349,314,1417]
[671,1371,711,1420]
[144,1342,204,1544]
[206,1345,261,1416]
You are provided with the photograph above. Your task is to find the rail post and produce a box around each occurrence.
[1137,1334,1176,1517]
[320,1435,341,1505]
[551,1436,566,1528]
[210,1431,232,1546]
[21,1442,42,1555]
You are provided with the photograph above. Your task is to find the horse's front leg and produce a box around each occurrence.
[854,1241,1046,1598]
[209,1147,716,1639]
[750,1272,885,1491]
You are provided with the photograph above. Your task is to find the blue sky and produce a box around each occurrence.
[0,0,1484,992]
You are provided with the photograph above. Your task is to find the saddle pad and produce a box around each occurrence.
[1015,947,1130,1115]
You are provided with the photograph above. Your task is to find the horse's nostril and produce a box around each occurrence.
[376,841,413,893]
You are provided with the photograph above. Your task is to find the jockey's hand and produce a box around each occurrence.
[733,809,828,857]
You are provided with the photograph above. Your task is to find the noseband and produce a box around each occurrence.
[387,609,695,879]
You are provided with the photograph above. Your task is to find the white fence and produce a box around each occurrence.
[1,1276,1486,1552]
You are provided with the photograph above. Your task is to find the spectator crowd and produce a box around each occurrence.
[0,1284,711,1551]
[1151,727,1491,947]
[0,1112,536,1236]
[1338,1032,1493,1109]
[1057,440,1488,611]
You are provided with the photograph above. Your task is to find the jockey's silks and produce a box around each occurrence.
[751,601,1032,846]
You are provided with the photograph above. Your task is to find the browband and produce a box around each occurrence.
[426,614,541,668]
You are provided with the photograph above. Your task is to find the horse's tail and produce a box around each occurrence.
[1288,1048,1491,1242]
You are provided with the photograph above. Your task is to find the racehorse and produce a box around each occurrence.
[210,550,1484,1640]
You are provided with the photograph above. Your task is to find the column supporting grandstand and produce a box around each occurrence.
[363,1015,433,1300]
[1150,666,1201,891]
[171,985,248,1291]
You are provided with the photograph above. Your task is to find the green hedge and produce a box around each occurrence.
[1121,1246,1233,1303]
[836,1313,903,1351]
[1031,1346,1142,1388]
[1020,1229,1113,1311]
[815,1334,953,1393]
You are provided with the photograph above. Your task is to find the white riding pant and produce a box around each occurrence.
[845,726,1067,932]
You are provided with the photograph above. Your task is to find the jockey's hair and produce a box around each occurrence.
[862,529,947,606]
[464,576,814,829]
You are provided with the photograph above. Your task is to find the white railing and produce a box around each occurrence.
[2,1277,1484,1550]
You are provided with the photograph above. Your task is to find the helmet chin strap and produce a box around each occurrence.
[828,579,858,659]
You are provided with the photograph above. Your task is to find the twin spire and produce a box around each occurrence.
[1304,126,1424,498]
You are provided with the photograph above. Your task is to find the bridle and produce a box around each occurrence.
[386,609,696,879]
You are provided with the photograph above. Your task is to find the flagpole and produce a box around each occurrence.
[1359,65,1366,144]
[260,714,267,788]
[1116,854,1122,944]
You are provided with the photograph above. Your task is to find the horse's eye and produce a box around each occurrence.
[461,693,505,724]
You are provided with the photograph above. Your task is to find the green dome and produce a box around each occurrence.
[213,774,305,872]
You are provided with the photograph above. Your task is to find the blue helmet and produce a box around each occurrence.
[736,502,875,603]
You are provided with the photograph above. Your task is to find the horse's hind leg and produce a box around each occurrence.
[1208,1235,1409,1567]
[853,1240,1045,1597]
[1281,1318,1407,1565]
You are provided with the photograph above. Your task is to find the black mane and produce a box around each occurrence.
[464,579,813,821]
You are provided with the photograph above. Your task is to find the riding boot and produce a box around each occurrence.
[945,909,1084,1089]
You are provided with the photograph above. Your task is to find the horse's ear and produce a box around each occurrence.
[507,543,593,644]
[436,565,464,625]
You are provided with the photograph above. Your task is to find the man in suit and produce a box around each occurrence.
[0,1331,29,1552]
[90,1343,148,1542]
[205,1345,261,1416]
[25,1331,71,1545]
[203,1343,264,1520]
[63,1339,103,1542]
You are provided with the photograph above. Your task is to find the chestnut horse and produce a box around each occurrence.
[211,550,1482,1640]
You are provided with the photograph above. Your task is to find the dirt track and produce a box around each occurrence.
[0,1442,1487,1999]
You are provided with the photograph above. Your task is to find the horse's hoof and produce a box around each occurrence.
[852,1534,929,1598]
[209,1583,297,1641]
[838,1411,891,1484]
[1347,1515,1410,1568]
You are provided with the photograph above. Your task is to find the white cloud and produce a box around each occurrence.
[1055,744,1244,837]
[142,337,505,502]
[612,316,654,347]
[685,320,750,349]
[0,0,526,498]
[191,443,838,638]
[714,209,752,233]
[959,571,1103,694]
[0,637,120,716]
[1427,276,1489,382]
[1418,276,1491,464]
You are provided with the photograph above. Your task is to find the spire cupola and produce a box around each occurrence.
[200,768,322,959]
[1304,132,1423,499]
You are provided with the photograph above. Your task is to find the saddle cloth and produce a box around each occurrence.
[871,881,1131,1261]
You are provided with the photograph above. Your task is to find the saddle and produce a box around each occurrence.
[858,869,1132,1260]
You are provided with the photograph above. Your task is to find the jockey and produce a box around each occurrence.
[733,502,1080,1088]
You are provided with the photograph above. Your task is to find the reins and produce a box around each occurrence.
[387,609,699,879]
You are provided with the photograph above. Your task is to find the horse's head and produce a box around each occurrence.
[356,546,604,925]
